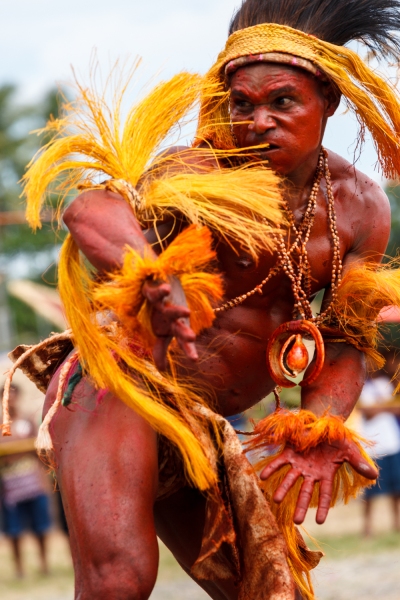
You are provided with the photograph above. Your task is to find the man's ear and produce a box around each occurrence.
[322,82,341,117]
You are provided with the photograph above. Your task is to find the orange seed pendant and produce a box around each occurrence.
[266,320,325,388]
[285,334,309,376]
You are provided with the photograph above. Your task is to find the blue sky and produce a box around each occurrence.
[1,0,390,182]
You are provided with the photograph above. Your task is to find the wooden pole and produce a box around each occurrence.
[0,210,54,226]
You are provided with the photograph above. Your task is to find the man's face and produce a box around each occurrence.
[229,63,337,176]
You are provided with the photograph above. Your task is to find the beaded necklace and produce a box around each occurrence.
[215,148,342,320]
[214,147,343,389]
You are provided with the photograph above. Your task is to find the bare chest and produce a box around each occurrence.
[216,188,356,310]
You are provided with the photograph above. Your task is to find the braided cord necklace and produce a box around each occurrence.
[214,148,342,322]
[213,147,343,389]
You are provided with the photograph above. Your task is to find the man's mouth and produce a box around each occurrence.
[251,144,280,157]
[236,143,281,159]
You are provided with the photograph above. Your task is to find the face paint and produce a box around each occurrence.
[229,63,333,177]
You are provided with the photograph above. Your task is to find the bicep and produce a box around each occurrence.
[321,184,390,311]
[63,190,154,271]
[349,183,391,267]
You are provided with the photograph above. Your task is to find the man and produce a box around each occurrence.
[4,0,400,598]
[359,347,400,536]
[0,385,51,578]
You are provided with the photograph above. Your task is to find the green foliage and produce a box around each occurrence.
[384,182,400,258]
[0,84,68,345]
[1,223,66,255]
[306,531,400,559]
[0,84,67,253]
[0,85,61,211]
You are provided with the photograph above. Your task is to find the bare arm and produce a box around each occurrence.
[63,189,156,270]
[302,177,391,418]
[261,178,390,523]
[63,189,197,369]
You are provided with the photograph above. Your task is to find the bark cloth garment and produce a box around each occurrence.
[8,334,321,600]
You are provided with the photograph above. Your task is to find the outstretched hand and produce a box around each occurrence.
[142,276,198,371]
[260,438,378,525]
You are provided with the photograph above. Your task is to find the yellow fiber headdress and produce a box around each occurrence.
[198,22,400,179]
[23,67,283,257]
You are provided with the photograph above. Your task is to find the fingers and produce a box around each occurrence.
[173,321,198,362]
[143,277,198,368]
[179,341,199,362]
[171,320,196,343]
[142,280,171,304]
[350,454,378,480]
[151,307,192,338]
[260,454,289,481]
[346,443,379,480]
[161,305,191,321]
[152,336,172,372]
[152,321,198,370]
[152,335,198,371]
[273,468,302,504]
[316,478,333,524]
[293,478,314,525]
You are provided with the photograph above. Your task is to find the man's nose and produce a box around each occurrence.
[248,107,276,135]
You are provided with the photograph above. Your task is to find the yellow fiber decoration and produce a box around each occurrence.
[22,67,284,257]
[20,67,286,491]
[93,225,223,347]
[58,233,221,490]
[198,23,400,179]
[246,409,377,600]
[324,260,400,377]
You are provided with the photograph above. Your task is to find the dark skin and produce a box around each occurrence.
[45,63,383,599]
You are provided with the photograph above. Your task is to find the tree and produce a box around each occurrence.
[385,182,400,259]
[0,84,68,348]
[0,84,67,254]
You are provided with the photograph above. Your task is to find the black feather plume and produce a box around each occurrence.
[229,0,400,59]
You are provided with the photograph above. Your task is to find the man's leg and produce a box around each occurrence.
[1,501,24,577]
[10,536,24,578]
[391,494,400,532]
[363,497,373,537]
[46,371,159,600]
[36,533,49,575]
[154,486,239,600]
[30,494,52,575]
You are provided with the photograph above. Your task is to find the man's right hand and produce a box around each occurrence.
[64,191,199,371]
[142,277,198,371]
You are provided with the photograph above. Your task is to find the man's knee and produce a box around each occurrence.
[77,553,158,600]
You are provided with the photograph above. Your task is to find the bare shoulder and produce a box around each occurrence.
[65,145,219,227]
[327,150,389,214]
[327,149,390,256]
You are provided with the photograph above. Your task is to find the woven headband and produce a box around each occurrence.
[225,52,326,81]
[197,23,400,179]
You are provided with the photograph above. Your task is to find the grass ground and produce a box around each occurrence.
[0,531,73,600]
[0,497,399,599]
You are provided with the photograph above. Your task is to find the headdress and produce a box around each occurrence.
[198,0,400,179]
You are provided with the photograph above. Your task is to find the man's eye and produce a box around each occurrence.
[233,100,253,110]
[275,97,293,107]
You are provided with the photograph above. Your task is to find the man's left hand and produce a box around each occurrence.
[260,438,378,525]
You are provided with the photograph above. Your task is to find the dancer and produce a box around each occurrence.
[4,1,400,598]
